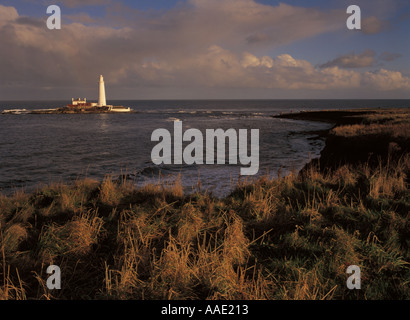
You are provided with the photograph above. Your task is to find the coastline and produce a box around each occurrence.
[274,107,410,170]
[0,107,409,300]
[2,106,136,114]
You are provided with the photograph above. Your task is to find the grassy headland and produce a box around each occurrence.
[1,108,409,300]
[274,107,410,168]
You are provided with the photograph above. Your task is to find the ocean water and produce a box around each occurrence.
[0,99,409,197]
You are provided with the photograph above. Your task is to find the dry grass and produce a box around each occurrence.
[38,211,104,262]
[331,108,410,139]
[0,153,408,300]
[332,123,410,139]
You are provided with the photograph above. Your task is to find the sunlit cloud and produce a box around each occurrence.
[0,1,409,99]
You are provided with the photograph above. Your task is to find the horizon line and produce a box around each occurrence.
[1,98,410,102]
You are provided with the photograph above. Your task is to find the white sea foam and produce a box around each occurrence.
[166,117,181,122]
[2,109,30,114]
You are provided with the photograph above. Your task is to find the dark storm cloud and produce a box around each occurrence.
[15,16,44,27]
[320,50,376,69]
[380,52,402,62]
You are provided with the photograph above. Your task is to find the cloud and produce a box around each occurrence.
[0,1,346,87]
[320,50,376,69]
[319,50,404,71]
[364,69,410,90]
[48,0,112,8]
[0,5,18,27]
[380,52,402,62]
[15,16,44,27]
[65,13,97,24]
[361,16,390,34]
[245,33,271,44]
[133,47,363,91]
[0,1,409,99]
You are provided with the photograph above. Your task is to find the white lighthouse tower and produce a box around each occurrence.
[98,75,106,107]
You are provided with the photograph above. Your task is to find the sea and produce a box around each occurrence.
[0,99,409,197]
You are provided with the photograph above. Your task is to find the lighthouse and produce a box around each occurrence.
[98,75,106,107]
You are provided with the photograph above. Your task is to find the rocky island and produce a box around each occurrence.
[2,75,132,114]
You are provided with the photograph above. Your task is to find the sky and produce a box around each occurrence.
[0,0,409,100]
